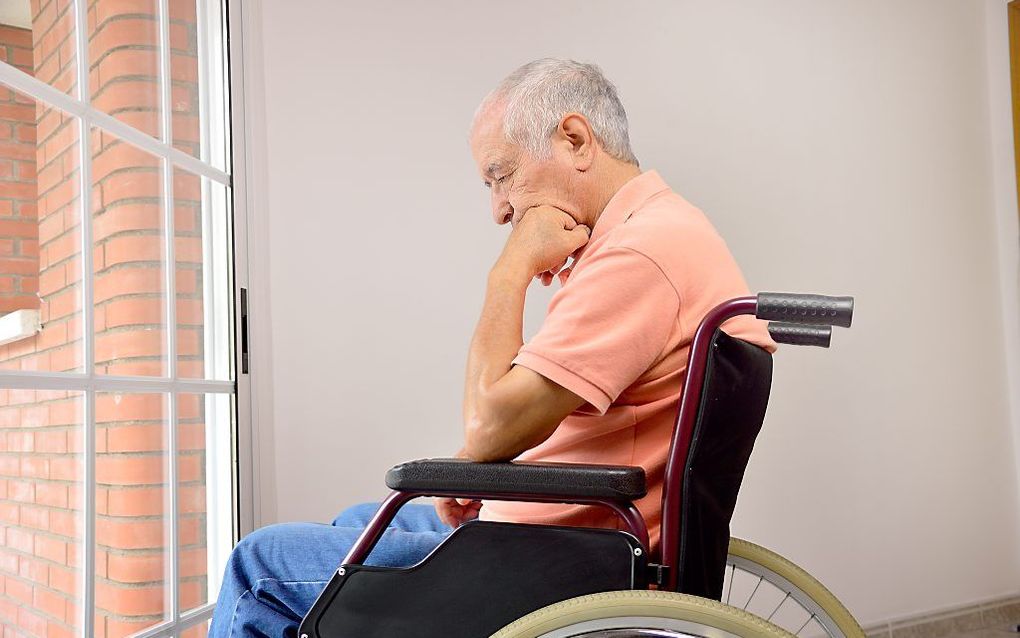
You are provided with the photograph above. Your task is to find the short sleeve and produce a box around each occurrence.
[512,247,680,415]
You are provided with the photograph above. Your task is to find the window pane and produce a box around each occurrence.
[95,391,169,637]
[174,167,230,380]
[0,0,79,97]
[87,0,162,140]
[180,619,210,638]
[168,0,228,171]
[92,126,167,376]
[178,392,232,614]
[0,389,84,636]
[0,82,83,373]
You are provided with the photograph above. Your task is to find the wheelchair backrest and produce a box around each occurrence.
[674,329,773,599]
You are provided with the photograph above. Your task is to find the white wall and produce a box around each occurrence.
[251,0,1020,625]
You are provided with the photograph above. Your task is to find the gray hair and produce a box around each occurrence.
[479,58,639,165]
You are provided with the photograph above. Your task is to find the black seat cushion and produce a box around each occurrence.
[386,458,647,501]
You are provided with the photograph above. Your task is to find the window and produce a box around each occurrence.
[0,0,242,636]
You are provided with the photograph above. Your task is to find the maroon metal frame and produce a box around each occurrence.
[343,489,649,565]
[659,296,758,590]
[340,296,760,594]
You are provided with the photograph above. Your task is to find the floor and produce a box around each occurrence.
[949,624,1020,637]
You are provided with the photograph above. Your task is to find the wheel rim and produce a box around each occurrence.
[533,616,745,638]
[724,554,848,638]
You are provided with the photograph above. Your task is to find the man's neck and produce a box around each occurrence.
[587,161,643,228]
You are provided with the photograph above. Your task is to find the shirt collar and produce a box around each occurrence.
[574,170,671,261]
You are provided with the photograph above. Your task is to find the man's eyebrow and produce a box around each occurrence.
[484,162,503,178]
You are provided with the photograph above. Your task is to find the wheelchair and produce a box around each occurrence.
[298,292,861,638]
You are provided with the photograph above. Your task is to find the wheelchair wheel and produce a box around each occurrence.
[725,538,864,638]
[490,590,795,637]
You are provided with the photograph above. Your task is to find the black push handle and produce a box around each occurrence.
[768,322,832,348]
[756,293,854,328]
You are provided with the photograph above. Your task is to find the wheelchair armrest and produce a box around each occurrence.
[385,458,647,501]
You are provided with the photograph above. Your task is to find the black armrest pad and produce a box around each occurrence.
[385,458,647,501]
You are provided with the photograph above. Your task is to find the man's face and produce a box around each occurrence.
[470,104,585,228]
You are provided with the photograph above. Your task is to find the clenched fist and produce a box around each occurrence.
[499,205,591,286]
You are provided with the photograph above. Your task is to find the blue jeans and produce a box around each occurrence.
[209,502,453,638]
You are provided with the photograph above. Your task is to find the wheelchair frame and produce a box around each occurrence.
[300,292,853,637]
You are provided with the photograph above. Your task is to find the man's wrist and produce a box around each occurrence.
[490,256,533,288]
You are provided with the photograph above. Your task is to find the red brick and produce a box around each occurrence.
[5,576,32,604]
[93,202,161,241]
[102,360,165,376]
[103,296,163,329]
[96,454,166,486]
[93,80,161,123]
[33,586,67,622]
[106,550,165,583]
[106,424,165,453]
[36,481,69,508]
[99,170,161,206]
[95,393,164,423]
[19,455,49,479]
[33,534,67,565]
[0,549,17,572]
[49,456,81,482]
[9,480,34,502]
[102,233,163,267]
[49,508,79,538]
[17,605,47,635]
[0,502,19,525]
[95,328,165,363]
[107,486,165,516]
[48,399,80,427]
[48,565,77,596]
[96,516,165,550]
[94,267,163,302]
[20,505,49,531]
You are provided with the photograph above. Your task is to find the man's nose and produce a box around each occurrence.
[491,192,513,225]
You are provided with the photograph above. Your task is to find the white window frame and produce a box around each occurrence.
[0,0,257,634]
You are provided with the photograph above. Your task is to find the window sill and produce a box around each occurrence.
[0,308,41,347]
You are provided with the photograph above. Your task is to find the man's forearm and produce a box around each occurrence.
[462,258,531,453]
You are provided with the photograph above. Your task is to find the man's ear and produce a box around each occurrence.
[555,113,596,171]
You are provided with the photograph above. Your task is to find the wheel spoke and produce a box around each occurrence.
[725,564,735,605]
[795,613,817,635]
[742,575,764,611]
[766,592,791,622]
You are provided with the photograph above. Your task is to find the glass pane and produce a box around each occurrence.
[178,392,232,613]
[92,126,167,376]
[180,619,210,638]
[168,0,228,171]
[0,0,79,97]
[87,0,162,139]
[95,391,169,637]
[0,81,83,373]
[0,389,84,636]
[174,167,230,380]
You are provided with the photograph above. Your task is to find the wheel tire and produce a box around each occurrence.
[728,537,865,638]
[491,590,797,637]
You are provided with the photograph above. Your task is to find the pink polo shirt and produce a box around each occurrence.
[478,170,775,552]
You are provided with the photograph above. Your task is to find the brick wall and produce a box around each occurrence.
[0,0,211,636]
[0,25,40,316]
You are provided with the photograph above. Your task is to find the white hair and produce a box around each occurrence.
[478,58,639,165]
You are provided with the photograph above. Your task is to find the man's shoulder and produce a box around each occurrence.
[602,192,731,276]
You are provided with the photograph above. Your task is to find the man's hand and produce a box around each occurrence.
[434,497,482,528]
[501,205,591,286]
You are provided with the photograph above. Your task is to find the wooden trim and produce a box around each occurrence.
[1009,1,1020,219]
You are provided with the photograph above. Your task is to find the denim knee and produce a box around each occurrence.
[331,502,379,527]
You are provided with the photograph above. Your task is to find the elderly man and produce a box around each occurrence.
[209,58,772,637]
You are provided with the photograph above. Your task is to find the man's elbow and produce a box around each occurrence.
[463,418,516,463]
[463,395,520,462]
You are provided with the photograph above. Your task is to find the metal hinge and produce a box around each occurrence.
[240,287,249,374]
[646,563,669,587]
